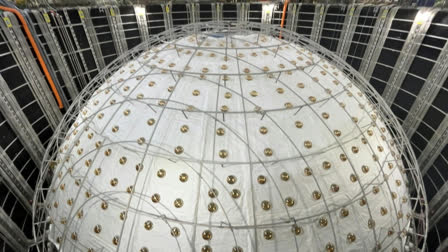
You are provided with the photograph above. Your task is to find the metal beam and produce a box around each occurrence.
[106,6,128,56]
[79,7,106,70]
[382,8,437,105]
[285,3,298,31]
[62,8,95,87]
[0,12,62,129]
[162,3,173,31]
[213,3,222,22]
[310,4,325,43]
[361,6,398,78]
[187,3,200,24]
[0,146,33,212]
[419,117,448,175]
[238,3,249,23]
[402,18,448,137]
[134,5,150,45]
[429,179,448,229]
[338,4,362,60]
[0,207,30,251]
[0,76,45,167]
[31,10,79,100]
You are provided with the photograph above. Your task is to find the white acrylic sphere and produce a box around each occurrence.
[44,29,414,252]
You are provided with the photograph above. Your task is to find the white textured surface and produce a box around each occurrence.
[48,33,411,252]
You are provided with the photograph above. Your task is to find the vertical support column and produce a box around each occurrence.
[261,3,275,24]
[402,37,448,136]
[162,3,173,31]
[336,4,358,57]
[0,146,33,211]
[419,117,448,175]
[0,12,62,129]
[237,3,249,23]
[382,8,437,105]
[106,6,127,56]
[214,3,223,22]
[62,8,96,86]
[358,6,393,76]
[79,7,106,70]
[134,5,150,44]
[0,207,30,251]
[285,3,300,31]
[31,10,78,100]
[0,76,45,166]
[188,3,200,23]
[310,4,325,42]
[429,179,448,230]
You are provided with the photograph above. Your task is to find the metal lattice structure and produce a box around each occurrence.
[32,22,428,251]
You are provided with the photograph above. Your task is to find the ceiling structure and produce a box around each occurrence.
[0,1,446,251]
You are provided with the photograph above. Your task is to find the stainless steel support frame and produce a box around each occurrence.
[429,179,448,229]
[0,12,62,130]
[0,145,33,211]
[402,30,448,137]
[0,207,30,252]
[419,117,448,175]
[238,3,250,23]
[31,10,79,100]
[106,6,128,56]
[0,76,45,167]
[79,7,107,70]
[310,4,325,42]
[188,3,200,24]
[338,4,361,59]
[214,3,222,22]
[382,8,438,106]
[134,5,151,45]
[162,3,173,31]
[361,7,399,80]
[285,3,300,32]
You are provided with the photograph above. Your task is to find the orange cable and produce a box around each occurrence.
[0,6,63,109]
[279,0,289,39]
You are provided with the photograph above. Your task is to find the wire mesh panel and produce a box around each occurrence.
[146,4,165,35]
[118,6,142,50]
[345,6,381,71]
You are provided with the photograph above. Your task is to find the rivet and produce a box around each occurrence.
[261,200,271,210]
